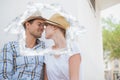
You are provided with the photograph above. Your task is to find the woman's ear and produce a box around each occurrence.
[53,26,58,30]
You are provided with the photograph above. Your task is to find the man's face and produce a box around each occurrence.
[26,19,44,38]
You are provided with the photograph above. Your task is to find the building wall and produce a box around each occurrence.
[77,0,104,80]
[0,0,104,80]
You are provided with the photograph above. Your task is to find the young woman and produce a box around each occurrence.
[44,13,81,80]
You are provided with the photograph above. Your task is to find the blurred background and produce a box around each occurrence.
[101,3,120,80]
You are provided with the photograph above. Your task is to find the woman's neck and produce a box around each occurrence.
[52,34,66,50]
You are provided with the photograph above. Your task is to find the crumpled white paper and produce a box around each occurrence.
[4,2,86,56]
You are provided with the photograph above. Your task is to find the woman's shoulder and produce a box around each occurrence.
[67,41,82,57]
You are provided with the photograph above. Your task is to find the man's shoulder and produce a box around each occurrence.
[3,41,19,49]
[0,41,19,56]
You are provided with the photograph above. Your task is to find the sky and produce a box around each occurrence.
[101,3,120,21]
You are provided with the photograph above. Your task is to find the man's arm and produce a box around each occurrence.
[0,43,13,79]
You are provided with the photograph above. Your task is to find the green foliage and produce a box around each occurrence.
[102,17,120,59]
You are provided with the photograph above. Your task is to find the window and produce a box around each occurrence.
[114,60,119,68]
[105,62,108,68]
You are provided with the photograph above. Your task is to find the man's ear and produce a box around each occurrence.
[25,22,30,29]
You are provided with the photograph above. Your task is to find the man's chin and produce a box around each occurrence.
[37,33,42,38]
[38,36,41,38]
[35,35,41,38]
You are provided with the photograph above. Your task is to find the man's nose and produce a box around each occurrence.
[40,26,44,31]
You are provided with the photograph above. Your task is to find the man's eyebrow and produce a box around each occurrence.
[37,22,44,23]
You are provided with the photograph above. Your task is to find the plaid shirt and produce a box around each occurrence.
[0,41,45,80]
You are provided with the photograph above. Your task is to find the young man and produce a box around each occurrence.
[0,11,46,80]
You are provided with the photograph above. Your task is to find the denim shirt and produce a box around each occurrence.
[0,41,45,80]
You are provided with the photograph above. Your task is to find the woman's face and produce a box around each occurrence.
[44,23,55,39]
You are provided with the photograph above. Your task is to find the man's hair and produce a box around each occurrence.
[23,19,36,29]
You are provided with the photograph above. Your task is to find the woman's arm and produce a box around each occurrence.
[44,64,48,80]
[69,53,81,80]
